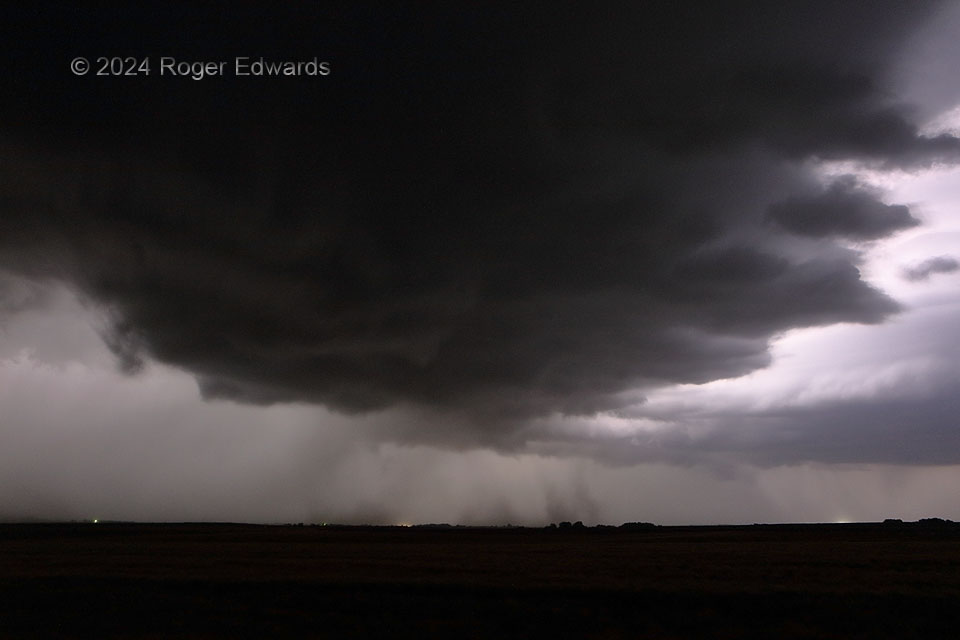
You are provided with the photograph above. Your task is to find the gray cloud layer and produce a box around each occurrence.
[1,2,956,430]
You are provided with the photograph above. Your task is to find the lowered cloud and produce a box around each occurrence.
[1,2,957,438]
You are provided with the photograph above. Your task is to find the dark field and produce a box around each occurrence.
[2,522,959,638]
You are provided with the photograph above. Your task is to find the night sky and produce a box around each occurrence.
[2,2,960,525]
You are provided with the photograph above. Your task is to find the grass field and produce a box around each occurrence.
[2,522,959,638]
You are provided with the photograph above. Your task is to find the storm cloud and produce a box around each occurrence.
[767,176,921,240]
[2,2,957,434]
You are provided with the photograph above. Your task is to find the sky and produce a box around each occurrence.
[1,2,959,525]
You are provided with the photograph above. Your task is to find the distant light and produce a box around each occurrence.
[93,519,98,524]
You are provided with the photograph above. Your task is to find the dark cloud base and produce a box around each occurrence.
[767,176,920,240]
[2,2,956,427]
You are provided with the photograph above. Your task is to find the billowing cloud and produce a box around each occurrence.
[766,176,920,240]
[0,2,956,433]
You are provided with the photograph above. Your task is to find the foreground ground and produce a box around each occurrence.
[1,522,959,638]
